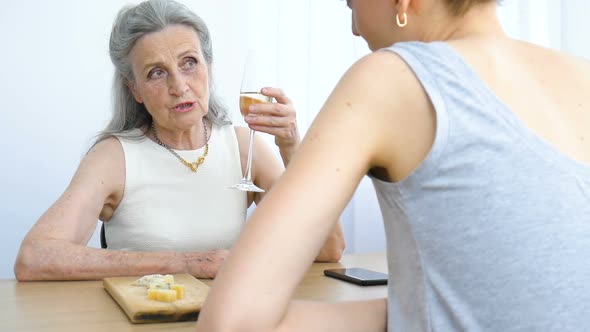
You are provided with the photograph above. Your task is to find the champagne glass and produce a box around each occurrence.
[230,51,272,192]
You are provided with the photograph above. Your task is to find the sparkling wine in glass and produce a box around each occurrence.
[230,51,272,192]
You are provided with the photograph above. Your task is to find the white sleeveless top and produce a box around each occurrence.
[105,124,247,252]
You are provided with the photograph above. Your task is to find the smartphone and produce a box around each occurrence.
[323,268,388,286]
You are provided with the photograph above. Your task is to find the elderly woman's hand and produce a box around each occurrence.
[244,87,300,155]
[182,249,229,279]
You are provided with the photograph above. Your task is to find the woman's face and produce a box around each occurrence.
[128,24,209,131]
[348,0,402,51]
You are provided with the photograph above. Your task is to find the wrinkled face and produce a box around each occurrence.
[128,24,209,131]
[347,0,399,51]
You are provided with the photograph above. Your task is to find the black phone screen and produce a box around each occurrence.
[324,268,388,286]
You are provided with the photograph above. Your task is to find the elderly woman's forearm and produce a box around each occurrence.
[279,142,300,167]
[14,237,186,281]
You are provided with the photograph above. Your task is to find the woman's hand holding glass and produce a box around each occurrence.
[232,87,300,192]
[231,50,301,192]
[244,87,300,156]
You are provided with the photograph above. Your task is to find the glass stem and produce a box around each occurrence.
[244,129,255,182]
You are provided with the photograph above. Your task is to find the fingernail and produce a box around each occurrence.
[245,115,255,121]
[261,88,267,93]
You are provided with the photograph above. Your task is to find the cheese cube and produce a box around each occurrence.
[172,284,185,299]
[156,289,178,302]
[147,288,159,300]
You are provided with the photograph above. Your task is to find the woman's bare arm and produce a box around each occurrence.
[274,299,387,332]
[235,127,345,262]
[197,50,434,331]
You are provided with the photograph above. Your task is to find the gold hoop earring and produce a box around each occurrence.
[396,13,408,28]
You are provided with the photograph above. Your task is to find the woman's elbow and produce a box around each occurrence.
[318,223,346,262]
[14,242,39,281]
[316,242,345,262]
[14,262,33,282]
[326,246,345,262]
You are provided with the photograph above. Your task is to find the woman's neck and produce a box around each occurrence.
[417,3,506,42]
[150,119,210,150]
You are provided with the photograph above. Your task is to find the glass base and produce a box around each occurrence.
[229,180,265,193]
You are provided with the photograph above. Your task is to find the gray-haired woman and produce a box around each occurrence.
[14,0,344,281]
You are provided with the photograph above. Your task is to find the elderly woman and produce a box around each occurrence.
[197,0,590,331]
[14,0,344,281]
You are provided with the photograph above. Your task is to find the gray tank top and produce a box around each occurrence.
[370,42,590,331]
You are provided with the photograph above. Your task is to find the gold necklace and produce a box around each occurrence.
[151,119,209,173]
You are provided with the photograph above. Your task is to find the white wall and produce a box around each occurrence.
[498,0,590,58]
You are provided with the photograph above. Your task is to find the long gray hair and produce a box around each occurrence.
[95,0,231,144]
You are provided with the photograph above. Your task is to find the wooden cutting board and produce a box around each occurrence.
[103,274,209,323]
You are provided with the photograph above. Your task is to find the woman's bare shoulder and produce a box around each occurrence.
[85,136,125,168]
[75,136,125,200]
[331,49,429,121]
